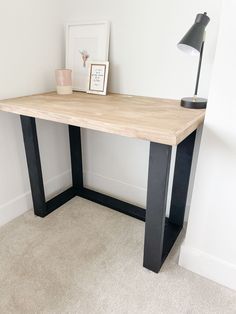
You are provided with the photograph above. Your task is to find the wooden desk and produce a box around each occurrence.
[0,92,205,273]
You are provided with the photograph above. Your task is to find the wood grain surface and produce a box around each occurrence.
[0,92,205,145]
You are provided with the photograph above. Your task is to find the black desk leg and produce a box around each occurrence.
[143,131,196,273]
[169,130,196,227]
[69,125,83,191]
[20,117,78,217]
[143,142,172,273]
[20,116,47,217]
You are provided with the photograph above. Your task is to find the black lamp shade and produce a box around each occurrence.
[178,13,210,55]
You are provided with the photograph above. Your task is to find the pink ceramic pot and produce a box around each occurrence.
[55,69,73,95]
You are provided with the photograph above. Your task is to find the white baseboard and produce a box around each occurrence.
[179,243,236,291]
[83,170,147,208]
[83,170,191,221]
[0,168,191,227]
[0,170,71,227]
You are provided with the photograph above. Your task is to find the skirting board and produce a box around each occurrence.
[0,166,192,227]
[83,169,191,220]
[179,243,236,291]
[0,170,72,227]
[83,170,147,208]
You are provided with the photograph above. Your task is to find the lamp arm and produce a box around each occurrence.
[194,40,205,97]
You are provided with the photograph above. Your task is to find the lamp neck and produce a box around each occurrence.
[194,39,205,97]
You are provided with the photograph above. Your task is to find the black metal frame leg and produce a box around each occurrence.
[69,125,83,191]
[143,131,196,273]
[20,116,47,216]
[169,131,196,227]
[20,116,76,217]
[143,142,172,272]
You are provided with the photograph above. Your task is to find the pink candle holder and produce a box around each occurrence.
[55,69,73,95]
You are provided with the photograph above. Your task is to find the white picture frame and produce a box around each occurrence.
[87,61,109,95]
[66,21,110,92]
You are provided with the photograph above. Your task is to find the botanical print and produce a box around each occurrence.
[72,38,97,91]
[80,50,90,67]
[67,22,109,91]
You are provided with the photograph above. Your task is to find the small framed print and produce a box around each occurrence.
[87,61,109,95]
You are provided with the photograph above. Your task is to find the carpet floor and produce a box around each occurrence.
[0,197,235,314]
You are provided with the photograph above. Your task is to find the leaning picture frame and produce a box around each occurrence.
[66,21,110,92]
[87,61,109,95]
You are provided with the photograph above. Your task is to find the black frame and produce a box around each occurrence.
[20,115,196,273]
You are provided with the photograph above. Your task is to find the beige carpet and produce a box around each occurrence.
[0,197,235,314]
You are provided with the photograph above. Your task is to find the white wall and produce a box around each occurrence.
[179,0,236,291]
[0,0,221,226]
[64,0,221,209]
[0,0,71,225]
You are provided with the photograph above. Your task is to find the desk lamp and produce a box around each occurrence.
[178,12,210,109]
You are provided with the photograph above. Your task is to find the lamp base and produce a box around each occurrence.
[181,97,207,109]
